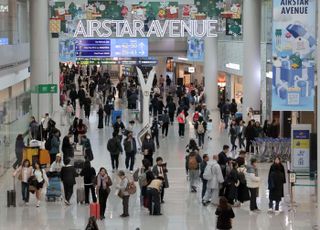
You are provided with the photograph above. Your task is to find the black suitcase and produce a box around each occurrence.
[7,177,16,207]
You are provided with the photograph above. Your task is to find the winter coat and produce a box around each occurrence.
[50,135,60,154]
[245,166,260,188]
[203,160,224,189]
[268,164,286,201]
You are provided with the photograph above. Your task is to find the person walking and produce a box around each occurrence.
[202,155,224,206]
[225,161,240,206]
[104,100,113,126]
[117,170,130,217]
[186,151,202,192]
[229,120,238,152]
[237,120,246,150]
[12,134,25,169]
[246,158,261,213]
[80,160,97,205]
[13,159,33,205]
[215,197,235,230]
[60,158,77,205]
[49,129,61,164]
[166,99,176,125]
[222,99,231,129]
[62,132,74,164]
[194,116,207,148]
[84,96,92,120]
[151,118,160,149]
[123,131,137,173]
[142,133,155,166]
[97,104,104,129]
[33,161,49,207]
[200,154,209,200]
[161,110,170,137]
[152,157,169,203]
[96,167,112,220]
[107,132,123,172]
[218,145,230,196]
[69,118,79,144]
[230,99,238,118]
[268,156,286,213]
[81,135,94,162]
[177,109,186,138]
[245,120,256,153]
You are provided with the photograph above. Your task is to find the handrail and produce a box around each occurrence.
[0,59,29,71]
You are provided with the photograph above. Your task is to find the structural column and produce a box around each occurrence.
[30,0,49,121]
[242,0,261,115]
[317,0,320,220]
[8,0,17,44]
[204,37,218,112]
[49,34,60,113]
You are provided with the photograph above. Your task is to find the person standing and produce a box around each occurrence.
[225,161,240,206]
[117,170,130,217]
[107,132,123,172]
[69,118,79,144]
[177,109,186,138]
[186,151,202,192]
[13,159,33,205]
[12,134,25,169]
[84,95,92,120]
[29,116,39,140]
[60,158,77,205]
[123,131,137,173]
[200,154,209,200]
[230,99,238,118]
[96,104,104,129]
[152,157,169,203]
[202,155,224,206]
[161,110,170,138]
[96,167,112,220]
[78,86,86,109]
[194,116,207,149]
[215,197,235,230]
[80,160,97,205]
[268,156,286,213]
[217,99,225,120]
[113,116,125,141]
[245,120,256,153]
[142,133,155,166]
[81,135,94,162]
[104,100,113,126]
[69,87,78,109]
[218,145,230,196]
[246,158,260,213]
[49,130,61,164]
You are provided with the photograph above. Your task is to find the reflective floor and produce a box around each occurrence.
[0,103,318,230]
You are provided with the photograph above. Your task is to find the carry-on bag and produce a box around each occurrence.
[46,176,62,201]
[77,187,85,204]
[89,203,100,219]
[7,177,16,207]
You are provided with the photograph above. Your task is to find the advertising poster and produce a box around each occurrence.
[187,37,204,62]
[291,124,311,172]
[272,0,316,111]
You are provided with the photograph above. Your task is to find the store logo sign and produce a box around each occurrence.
[225,63,240,70]
[0,4,8,12]
[74,20,217,38]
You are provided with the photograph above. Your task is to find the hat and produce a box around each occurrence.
[56,153,62,158]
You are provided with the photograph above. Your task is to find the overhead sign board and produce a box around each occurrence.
[75,38,148,58]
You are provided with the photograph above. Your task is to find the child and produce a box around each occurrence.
[215,197,235,230]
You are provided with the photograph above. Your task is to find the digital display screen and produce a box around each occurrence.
[0,38,9,45]
[75,38,148,58]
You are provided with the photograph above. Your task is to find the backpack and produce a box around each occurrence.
[138,169,148,187]
[45,136,52,150]
[203,164,213,180]
[193,112,200,122]
[197,122,205,134]
[126,180,137,195]
[188,155,198,170]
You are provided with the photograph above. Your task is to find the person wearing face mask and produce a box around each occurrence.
[123,131,137,173]
[142,133,155,166]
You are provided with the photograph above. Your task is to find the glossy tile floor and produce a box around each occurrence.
[0,101,319,230]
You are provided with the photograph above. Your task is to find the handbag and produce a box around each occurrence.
[117,189,124,199]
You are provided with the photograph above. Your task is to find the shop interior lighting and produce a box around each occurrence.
[178,57,188,61]
[225,63,240,70]
[266,71,273,79]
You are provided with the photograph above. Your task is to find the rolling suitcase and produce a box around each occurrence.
[89,203,100,219]
[46,177,62,201]
[23,147,39,165]
[77,188,85,204]
[7,177,16,207]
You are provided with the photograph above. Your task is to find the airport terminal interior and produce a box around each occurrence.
[0,0,319,229]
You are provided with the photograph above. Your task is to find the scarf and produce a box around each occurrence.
[97,174,108,190]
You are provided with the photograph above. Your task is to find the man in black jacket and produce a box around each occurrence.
[107,132,123,172]
[123,131,137,173]
[218,145,230,196]
[62,132,74,164]
[61,158,77,205]
[166,100,176,125]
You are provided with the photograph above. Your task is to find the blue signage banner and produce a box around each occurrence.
[187,37,204,62]
[75,38,148,58]
[272,0,316,111]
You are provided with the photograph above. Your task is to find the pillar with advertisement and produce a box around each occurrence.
[272,0,316,111]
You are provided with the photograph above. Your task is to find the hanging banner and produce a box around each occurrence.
[271,0,316,111]
[291,124,311,172]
